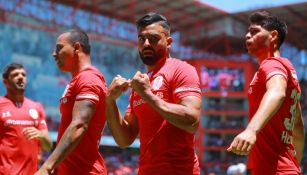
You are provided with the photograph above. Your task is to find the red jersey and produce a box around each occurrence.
[248,57,301,174]
[127,58,202,175]
[0,97,48,175]
[57,66,107,175]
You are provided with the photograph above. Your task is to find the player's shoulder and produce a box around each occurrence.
[261,57,286,69]
[76,66,105,81]
[264,57,293,66]
[24,97,43,107]
[0,96,8,104]
[167,58,195,70]
[275,57,295,69]
[79,66,103,75]
[74,66,106,89]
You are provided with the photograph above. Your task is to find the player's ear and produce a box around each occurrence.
[73,42,82,54]
[166,37,172,49]
[270,30,278,45]
[3,78,8,87]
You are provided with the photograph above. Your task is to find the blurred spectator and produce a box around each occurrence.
[103,150,139,175]
[201,66,210,91]
[227,163,246,175]
[204,68,244,92]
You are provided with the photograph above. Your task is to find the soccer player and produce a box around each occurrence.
[227,11,305,174]
[36,29,107,175]
[106,12,202,175]
[0,63,52,175]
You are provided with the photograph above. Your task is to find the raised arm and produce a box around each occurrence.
[106,75,139,148]
[130,71,201,134]
[36,100,96,175]
[227,74,287,155]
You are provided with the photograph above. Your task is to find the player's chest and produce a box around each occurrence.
[60,84,76,111]
[0,105,40,128]
[132,74,172,111]
[248,72,266,96]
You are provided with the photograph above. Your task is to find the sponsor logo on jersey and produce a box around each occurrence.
[152,76,163,90]
[61,97,68,104]
[248,87,253,94]
[133,98,146,107]
[4,119,38,127]
[2,111,11,118]
[29,108,39,119]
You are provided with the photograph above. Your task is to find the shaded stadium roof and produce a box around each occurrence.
[54,0,307,55]
[53,0,228,32]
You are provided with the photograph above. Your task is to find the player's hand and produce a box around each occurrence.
[130,71,151,98]
[22,127,43,140]
[106,75,130,101]
[34,167,54,175]
[227,128,256,155]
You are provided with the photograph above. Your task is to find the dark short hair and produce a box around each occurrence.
[136,12,170,34]
[65,29,91,54]
[2,63,24,79]
[249,11,287,48]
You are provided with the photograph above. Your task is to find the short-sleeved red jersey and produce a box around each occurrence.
[127,58,202,175]
[57,66,107,175]
[0,96,48,175]
[248,57,301,174]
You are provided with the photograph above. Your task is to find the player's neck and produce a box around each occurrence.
[71,54,92,77]
[147,57,168,72]
[6,92,24,104]
[257,50,281,64]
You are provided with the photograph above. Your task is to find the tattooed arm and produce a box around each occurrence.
[35,100,95,175]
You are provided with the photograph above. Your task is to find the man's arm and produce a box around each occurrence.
[106,75,139,148]
[130,71,201,134]
[106,100,139,148]
[138,93,201,134]
[36,100,96,174]
[227,75,287,155]
[293,104,305,163]
[23,127,53,151]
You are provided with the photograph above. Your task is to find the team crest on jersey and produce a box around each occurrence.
[152,76,163,90]
[29,108,39,119]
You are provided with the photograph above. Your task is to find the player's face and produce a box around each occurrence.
[4,68,27,93]
[245,24,271,57]
[137,23,171,65]
[53,32,76,72]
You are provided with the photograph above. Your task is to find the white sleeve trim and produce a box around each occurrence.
[266,71,287,80]
[76,93,99,101]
